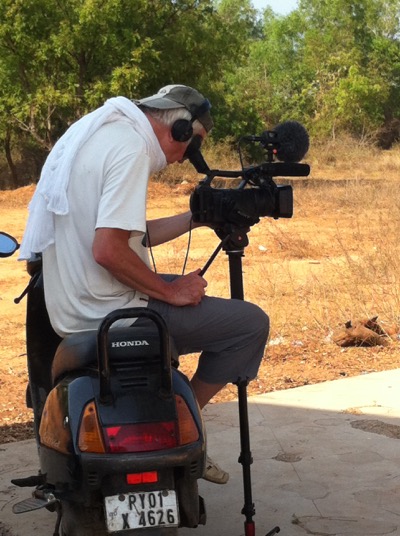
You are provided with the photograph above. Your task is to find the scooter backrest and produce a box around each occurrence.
[51,325,178,385]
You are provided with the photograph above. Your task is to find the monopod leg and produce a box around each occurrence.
[237,379,256,536]
[237,379,281,536]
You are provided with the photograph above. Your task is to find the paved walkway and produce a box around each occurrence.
[1,369,400,535]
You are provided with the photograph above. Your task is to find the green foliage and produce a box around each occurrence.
[296,0,400,136]
[235,0,400,138]
[0,0,252,186]
[1,0,400,188]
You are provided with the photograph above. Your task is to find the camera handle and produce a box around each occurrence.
[199,225,249,277]
[201,225,281,536]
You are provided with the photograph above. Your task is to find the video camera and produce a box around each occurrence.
[188,121,311,228]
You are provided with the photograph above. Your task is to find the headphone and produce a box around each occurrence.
[171,99,211,142]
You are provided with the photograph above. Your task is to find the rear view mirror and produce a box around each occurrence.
[0,232,19,257]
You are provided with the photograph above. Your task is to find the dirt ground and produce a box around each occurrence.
[1,180,399,445]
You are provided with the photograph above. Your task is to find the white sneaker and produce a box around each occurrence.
[203,456,229,484]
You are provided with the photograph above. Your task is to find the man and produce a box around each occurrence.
[19,85,270,484]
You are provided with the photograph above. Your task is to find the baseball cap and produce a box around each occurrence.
[137,84,213,132]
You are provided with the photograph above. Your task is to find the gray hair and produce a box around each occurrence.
[140,106,204,136]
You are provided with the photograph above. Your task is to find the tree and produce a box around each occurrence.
[203,0,262,139]
[227,0,400,141]
[0,0,253,187]
[297,0,400,137]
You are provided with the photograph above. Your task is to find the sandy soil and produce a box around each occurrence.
[0,181,399,444]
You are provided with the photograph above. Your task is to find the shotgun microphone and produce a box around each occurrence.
[244,120,310,163]
[272,120,310,163]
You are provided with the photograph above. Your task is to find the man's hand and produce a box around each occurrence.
[93,228,207,306]
[167,269,207,306]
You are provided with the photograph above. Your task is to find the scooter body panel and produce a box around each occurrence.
[39,370,205,492]
[31,308,206,530]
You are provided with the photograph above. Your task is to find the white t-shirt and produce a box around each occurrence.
[43,120,157,337]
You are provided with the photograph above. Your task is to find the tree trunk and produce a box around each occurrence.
[3,129,19,189]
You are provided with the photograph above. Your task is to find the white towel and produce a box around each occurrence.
[19,97,166,260]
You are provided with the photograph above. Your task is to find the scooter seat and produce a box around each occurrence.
[51,326,179,385]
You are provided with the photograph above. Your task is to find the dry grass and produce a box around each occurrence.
[157,136,400,336]
[246,179,400,335]
[158,135,400,184]
[1,137,400,443]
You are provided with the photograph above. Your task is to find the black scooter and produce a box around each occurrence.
[0,231,206,536]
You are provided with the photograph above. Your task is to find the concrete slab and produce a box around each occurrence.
[1,369,400,536]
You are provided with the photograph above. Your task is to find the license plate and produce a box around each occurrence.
[105,490,179,532]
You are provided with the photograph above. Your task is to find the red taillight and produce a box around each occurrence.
[126,471,159,485]
[104,422,178,453]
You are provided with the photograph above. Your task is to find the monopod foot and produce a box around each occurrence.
[265,527,281,536]
[243,522,281,536]
[244,521,255,536]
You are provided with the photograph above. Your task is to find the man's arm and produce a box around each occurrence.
[145,210,201,246]
[92,227,207,306]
